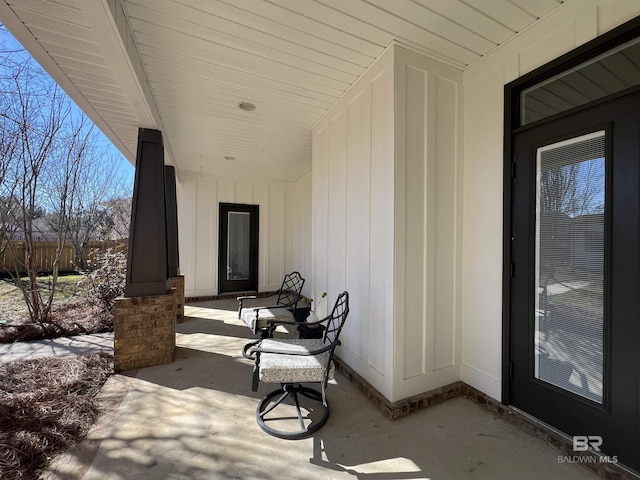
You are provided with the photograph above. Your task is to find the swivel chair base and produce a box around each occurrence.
[256,384,330,439]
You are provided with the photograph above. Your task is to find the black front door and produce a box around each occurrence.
[510,92,640,469]
[218,203,259,294]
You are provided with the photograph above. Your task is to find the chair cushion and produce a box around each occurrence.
[240,307,294,333]
[259,338,333,384]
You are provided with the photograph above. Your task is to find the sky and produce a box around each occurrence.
[0,25,135,193]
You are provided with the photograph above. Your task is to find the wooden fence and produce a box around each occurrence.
[0,240,127,274]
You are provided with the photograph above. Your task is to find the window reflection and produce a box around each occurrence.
[535,131,605,404]
[227,212,250,281]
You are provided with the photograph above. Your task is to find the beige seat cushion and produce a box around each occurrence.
[259,338,333,384]
[240,307,294,333]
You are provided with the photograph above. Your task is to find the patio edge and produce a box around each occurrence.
[333,356,639,480]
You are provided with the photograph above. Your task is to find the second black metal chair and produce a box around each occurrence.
[238,271,305,338]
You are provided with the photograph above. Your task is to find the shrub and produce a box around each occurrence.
[82,248,126,312]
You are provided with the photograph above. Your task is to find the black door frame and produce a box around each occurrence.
[509,98,640,463]
[218,203,259,294]
[503,15,640,405]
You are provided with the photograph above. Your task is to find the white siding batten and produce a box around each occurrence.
[314,49,394,399]
[312,44,463,403]
[394,47,463,401]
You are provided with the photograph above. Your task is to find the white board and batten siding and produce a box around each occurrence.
[175,0,640,405]
[461,0,640,402]
[312,44,463,403]
[394,47,463,402]
[177,172,312,298]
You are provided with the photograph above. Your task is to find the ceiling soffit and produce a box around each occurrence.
[0,0,565,181]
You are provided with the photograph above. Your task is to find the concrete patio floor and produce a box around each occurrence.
[45,298,598,480]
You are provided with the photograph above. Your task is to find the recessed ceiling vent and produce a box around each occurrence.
[238,101,256,111]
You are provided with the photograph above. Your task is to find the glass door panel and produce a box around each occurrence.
[227,212,251,281]
[534,131,605,403]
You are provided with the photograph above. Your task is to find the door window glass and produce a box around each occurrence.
[535,130,605,404]
[227,211,251,281]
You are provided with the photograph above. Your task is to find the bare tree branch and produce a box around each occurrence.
[0,28,133,324]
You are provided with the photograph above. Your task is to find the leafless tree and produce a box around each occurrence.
[44,121,124,269]
[539,159,604,217]
[0,119,21,257]
[538,153,605,286]
[103,195,132,241]
[0,28,131,324]
[1,65,71,322]
[0,27,28,260]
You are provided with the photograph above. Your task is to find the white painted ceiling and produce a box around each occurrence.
[0,0,565,181]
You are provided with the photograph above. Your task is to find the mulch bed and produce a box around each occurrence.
[0,353,113,480]
[0,302,113,344]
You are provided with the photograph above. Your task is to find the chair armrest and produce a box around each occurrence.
[237,295,257,301]
[250,304,291,313]
[265,317,298,327]
[240,304,294,322]
[283,310,329,328]
[238,295,258,319]
[249,339,341,357]
[238,291,280,306]
[242,339,261,360]
[268,311,326,330]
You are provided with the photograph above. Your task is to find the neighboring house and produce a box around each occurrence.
[570,213,605,273]
[9,217,59,242]
[9,216,112,243]
[2,0,638,471]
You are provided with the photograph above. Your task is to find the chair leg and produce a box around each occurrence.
[256,384,330,440]
[260,327,272,339]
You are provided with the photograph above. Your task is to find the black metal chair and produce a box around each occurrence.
[238,271,305,338]
[243,291,349,439]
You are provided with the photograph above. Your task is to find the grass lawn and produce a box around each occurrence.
[0,274,113,343]
[0,274,86,321]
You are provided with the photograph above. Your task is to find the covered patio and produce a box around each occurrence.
[44,298,597,480]
[2,0,640,476]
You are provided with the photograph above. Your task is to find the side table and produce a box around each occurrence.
[297,323,326,339]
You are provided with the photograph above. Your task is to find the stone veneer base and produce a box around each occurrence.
[114,291,176,372]
[333,357,639,480]
[168,276,185,323]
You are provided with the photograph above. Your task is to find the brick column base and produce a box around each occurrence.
[114,291,176,372]
[168,276,185,323]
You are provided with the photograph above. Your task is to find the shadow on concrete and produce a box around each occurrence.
[42,299,600,480]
